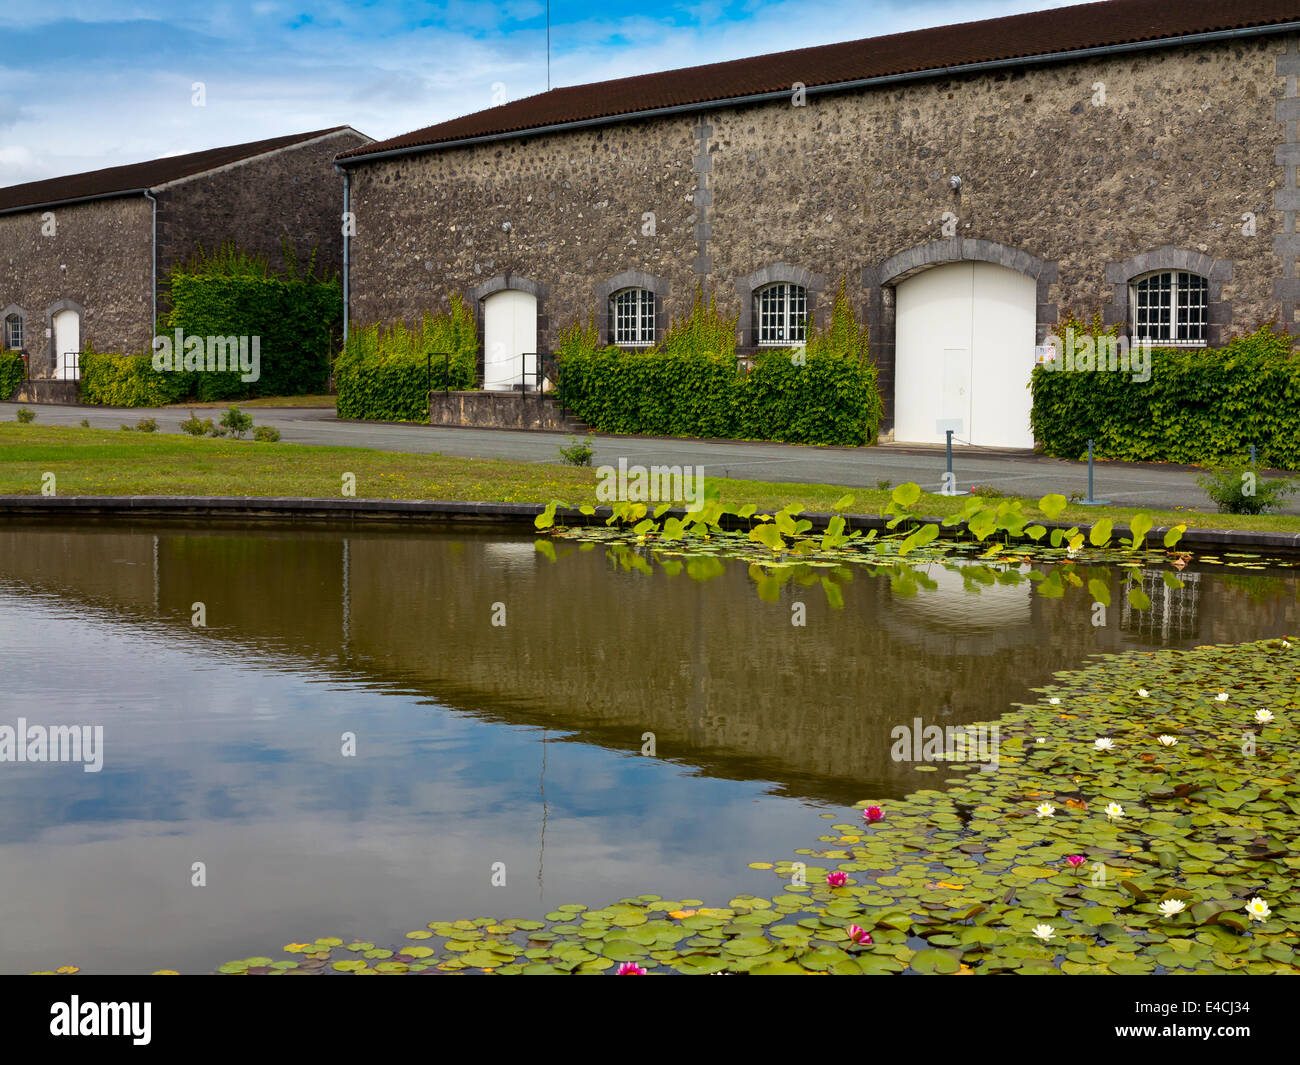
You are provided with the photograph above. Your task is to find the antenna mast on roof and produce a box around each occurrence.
[547,1,551,91]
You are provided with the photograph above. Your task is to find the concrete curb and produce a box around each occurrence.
[1,495,1298,555]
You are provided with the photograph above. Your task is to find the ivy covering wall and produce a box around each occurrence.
[79,242,341,406]
[334,296,478,422]
[1031,319,1300,467]
[0,351,22,400]
[556,286,882,446]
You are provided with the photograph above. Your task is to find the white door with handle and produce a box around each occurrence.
[894,261,1035,448]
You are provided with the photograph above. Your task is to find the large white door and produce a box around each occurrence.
[53,310,80,380]
[483,290,537,392]
[894,262,1035,448]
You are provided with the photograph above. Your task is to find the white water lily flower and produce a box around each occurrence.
[1282,640,1292,649]
[1137,689,1149,698]
[1157,899,1186,917]
[1049,697,1061,705]
[1245,898,1271,922]
[1255,709,1275,724]
[1094,738,1115,751]
[1215,693,1229,702]
[1031,924,1057,942]
[1157,735,1177,747]
[1035,737,1047,746]
[1036,802,1055,818]
[1105,802,1124,821]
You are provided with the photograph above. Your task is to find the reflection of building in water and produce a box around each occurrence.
[881,563,1036,655]
[1121,569,1201,642]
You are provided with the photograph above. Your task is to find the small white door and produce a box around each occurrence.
[483,290,537,392]
[894,261,1035,448]
[53,310,80,380]
[941,347,971,433]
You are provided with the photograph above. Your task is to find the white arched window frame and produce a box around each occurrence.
[756,283,808,346]
[610,287,656,346]
[1130,270,1209,347]
[3,312,23,350]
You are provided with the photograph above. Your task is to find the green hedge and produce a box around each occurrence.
[75,245,342,407]
[158,273,341,401]
[80,348,188,407]
[0,351,22,400]
[1030,324,1300,467]
[335,297,478,422]
[556,287,882,446]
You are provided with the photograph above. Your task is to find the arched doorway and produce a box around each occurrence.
[482,289,537,392]
[893,261,1036,449]
[52,309,81,380]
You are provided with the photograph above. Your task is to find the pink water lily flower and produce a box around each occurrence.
[847,924,873,945]
[1066,855,1086,868]
[616,962,647,975]
[827,871,848,888]
[862,806,884,823]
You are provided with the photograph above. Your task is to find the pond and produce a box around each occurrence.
[0,519,1294,973]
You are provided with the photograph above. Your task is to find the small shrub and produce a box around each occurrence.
[207,424,229,438]
[969,483,1008,498]
[557,435,594,466]
[179,411,213,436]
[875,478,892,490]
[220,406,254,439]
[253,424,281,442]
[120,424,133,431]
[136,417,158,433]
[79,419,90,428]
[1196,464,1300,514]
[15,407,34,423]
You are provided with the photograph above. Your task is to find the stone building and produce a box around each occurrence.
[0,126,370,388]
[337,0,1300,447]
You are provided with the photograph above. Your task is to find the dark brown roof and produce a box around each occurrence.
[339,0,1300,161]
[0,127,354,213]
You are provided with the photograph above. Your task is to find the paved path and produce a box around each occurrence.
[3,401,1293,514]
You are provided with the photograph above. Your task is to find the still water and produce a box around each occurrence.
[0,521,1293,973]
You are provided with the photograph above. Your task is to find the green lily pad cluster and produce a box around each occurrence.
[195,637,1297,976]
[531,486,1248,613]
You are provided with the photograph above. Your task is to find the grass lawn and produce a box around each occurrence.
[2,422,1298,534]
[165,394,337,409]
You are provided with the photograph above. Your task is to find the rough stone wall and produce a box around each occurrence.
[154,128,369,282]
[0,196,153,374]
[348,36,1285,430]
[348,115,700,350]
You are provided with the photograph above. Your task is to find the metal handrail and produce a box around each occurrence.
[426,351,453,396]
[538,352,563,414]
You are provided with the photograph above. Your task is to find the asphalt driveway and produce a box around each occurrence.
[2,401,1292,514]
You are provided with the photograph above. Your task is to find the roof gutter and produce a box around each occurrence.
[337,20,1300,167]
[0,187,149,217]
[143,190,158,334]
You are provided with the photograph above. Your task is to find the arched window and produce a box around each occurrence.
[611,287,655,346]
[1130,271,1208,346]
[3,312,22,350]
[756,283,807,345]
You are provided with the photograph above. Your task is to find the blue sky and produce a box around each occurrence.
[0,0,1076,185]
